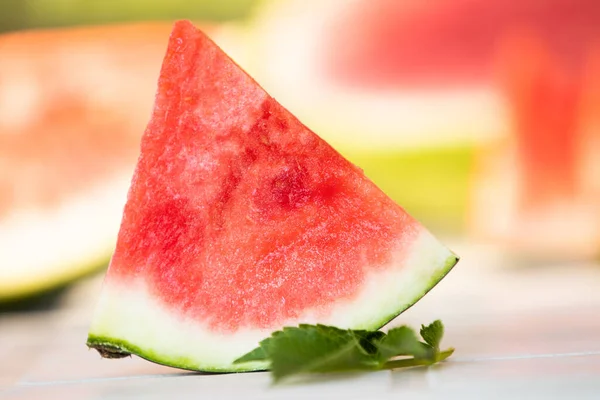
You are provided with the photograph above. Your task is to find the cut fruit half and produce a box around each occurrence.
[0,22,248,302]
[246,0,600,230]
[469,36,600,260]
[87,20,459,372]
[246,0,508,230]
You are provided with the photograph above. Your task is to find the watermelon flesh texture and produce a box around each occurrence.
[87,20,458,372]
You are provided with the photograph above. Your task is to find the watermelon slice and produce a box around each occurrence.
[469,36,600,260]
[245,0,600,230]
[87,20,459,372]
[0,23,169,303]
[0,22,247,303]
[245,0,506,231]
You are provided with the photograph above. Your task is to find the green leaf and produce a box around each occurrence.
[234,345,268,364]
[234,331,284,364]
[375,326,430,361]
[266,325,379,382]
[383,348,455,370]
[420,320,444,351]
[234,320,454,383]
[352,330,386,356]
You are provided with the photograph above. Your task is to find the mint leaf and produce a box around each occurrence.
[384,348,455,370]
[374,326,429,361]
[352,330,386,355]
[234,331,284,364]
[234,345,268,364]
[418,320,455,363]
[420,320,444,351]
[266,325,379,381]
[234,320,454,383]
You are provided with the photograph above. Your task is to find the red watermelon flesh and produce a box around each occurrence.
[87,20,458,371]
[578,49,600,202]
[469,37,600,259]
[324,0,600,88]
[499,37,581,211]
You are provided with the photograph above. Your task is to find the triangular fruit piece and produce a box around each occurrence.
[87,20,459,372]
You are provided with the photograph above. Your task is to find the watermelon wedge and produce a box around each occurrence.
[87,20,459,372]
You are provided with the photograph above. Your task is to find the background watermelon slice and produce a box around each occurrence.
[246,0,507,232]
[0,22,248,303]
[245,0,600,232]
[87,20,458,372]
[469,36,600,260]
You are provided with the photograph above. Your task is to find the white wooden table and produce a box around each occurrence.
[2,241,599,399]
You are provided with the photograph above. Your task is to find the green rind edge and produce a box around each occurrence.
[86,252,458,373]
[364,251,460,330]
[86,335,269,373]
[0,254,110,305]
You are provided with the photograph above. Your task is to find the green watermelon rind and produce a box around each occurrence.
[376,252,459,323]
[1,175,132,304]
[86,251,458,373]
[86,335,269,373]
[0,255,110,304]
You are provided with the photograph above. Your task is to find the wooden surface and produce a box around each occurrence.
[1,241,599,399]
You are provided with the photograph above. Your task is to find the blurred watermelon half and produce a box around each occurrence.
[247,0,600,231]
[470,36,600,260]
[0,22,248,302]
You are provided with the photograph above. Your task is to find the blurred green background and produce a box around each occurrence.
[0,0,257,32]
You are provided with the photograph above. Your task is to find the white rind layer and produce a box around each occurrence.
[0,174,131,300]
[87,227,457,372]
